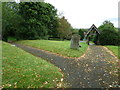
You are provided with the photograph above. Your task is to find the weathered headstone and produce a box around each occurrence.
[70,34,81,50]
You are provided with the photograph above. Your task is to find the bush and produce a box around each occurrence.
[118,31,120,45]
[92,34,100,45]
[48,37,61,41]
[7,36,17,43]
[78,29,84,40]
[99,30,119,45]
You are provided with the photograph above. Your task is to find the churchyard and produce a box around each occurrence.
[2,38,119,88]
[1,1,120,89]
[2,42,64,88]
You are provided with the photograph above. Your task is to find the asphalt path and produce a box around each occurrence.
[13,43,119,88]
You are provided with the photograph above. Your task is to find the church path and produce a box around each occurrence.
[13,43,119,88]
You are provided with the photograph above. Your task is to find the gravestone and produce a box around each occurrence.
[70,34,81,50]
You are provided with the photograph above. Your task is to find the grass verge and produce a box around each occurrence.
[2,42,64,88]
[16,40,88,58]
[106,46,118,58]
[0,41,2,86]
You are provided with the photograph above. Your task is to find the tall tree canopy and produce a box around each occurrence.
[57,16,73,40]
[20,0,44,2]
[78,29,84,40]
[0,2,2,39]
[98,20,119,45]
[19,2,58,39]
[98,20,116,31]
[2,2,22,41]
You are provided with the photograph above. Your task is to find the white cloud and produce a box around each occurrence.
[15,0,20,3]
[45,0,119,28]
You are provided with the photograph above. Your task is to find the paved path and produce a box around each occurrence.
[13,43,119,88]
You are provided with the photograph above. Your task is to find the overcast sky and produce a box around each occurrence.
[45,0,119,28]
[14,0,119,28]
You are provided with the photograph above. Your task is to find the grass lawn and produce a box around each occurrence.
[2,42,64,88]
[106,46,118,58]
[0,41,2,86]
[17,40,88,58]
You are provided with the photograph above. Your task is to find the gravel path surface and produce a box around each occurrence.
[13,43,119,88]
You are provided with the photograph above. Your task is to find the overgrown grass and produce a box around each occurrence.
[2,42,64,88]
[17,40,88,58]
[106,46,118,58]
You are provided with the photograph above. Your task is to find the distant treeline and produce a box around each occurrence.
[2,2,120,45]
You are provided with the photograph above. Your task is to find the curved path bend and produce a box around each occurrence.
[14,43,119,88]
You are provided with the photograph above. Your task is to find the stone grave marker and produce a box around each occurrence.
[70,34,81,50]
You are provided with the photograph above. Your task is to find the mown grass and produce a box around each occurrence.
[106,46,118,58]
[0,41,2,86]
[2,42,64,88]
[17,40,88,58]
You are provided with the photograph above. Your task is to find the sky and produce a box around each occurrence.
[45,0,119,28]
[14,0,119,28]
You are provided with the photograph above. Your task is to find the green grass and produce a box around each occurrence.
[2,42,64,88]
[17,40,88,58]
[106,46,118,58]
[0,41,2,86]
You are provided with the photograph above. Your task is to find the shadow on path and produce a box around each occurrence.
[13,43,119,88]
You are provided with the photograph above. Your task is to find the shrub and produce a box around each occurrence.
[7,36,17,43]
[93,35,98,44]
[99,30,119,45]
[78,29,84,40]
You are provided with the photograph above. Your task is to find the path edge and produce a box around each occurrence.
[14,43,89,60]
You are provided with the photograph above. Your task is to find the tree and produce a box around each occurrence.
[98,21,119,45]
[2,2,23,41]
[99,29,119,45]
[78,29,84,40]
[0,2,2,40]
[57,16,72,40]
[20,0,44,2]
[19,2,58,39]
[71,29,79,34]
[98,20,115,31]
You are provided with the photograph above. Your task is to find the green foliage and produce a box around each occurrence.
[99,29,119,45]
[71,29,79,34]
[78,29,84,40]
[2,2,58,41]
[19,2,58,39]
[17,40,88,58]
[98,20,115,31]
[0,2,2,40]
[48,37,61,41]
[93,34,99,45]
[2,2,23,41]
[57,16,73,40]
[7,36,17,42]
[118,30,120,45]
[98,20,120,45]
[3,42,64,88]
